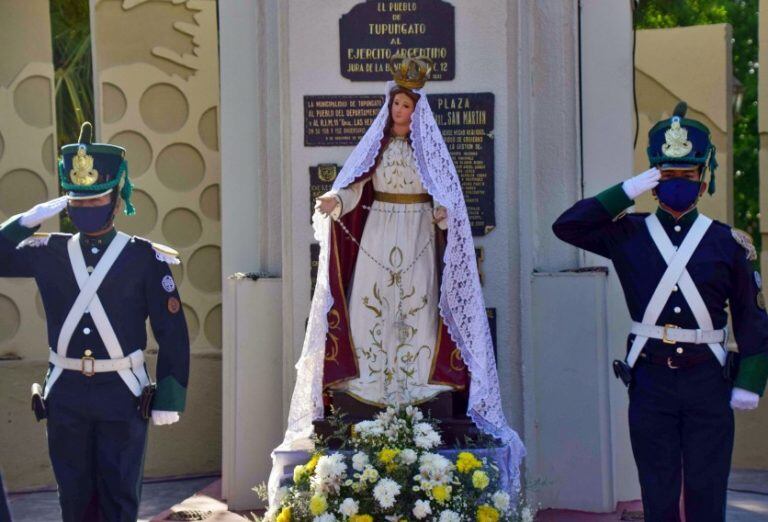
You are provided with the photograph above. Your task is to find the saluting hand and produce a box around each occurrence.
[622,167,661,200]
[19,196,68,228]
[730,387,760,410]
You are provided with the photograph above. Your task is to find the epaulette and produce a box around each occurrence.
[152,242,181,265]
[133,236,181,265]
[731,228,757,261]
[16,232,70,249]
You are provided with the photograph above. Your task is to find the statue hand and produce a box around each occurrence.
[315,195,340,216]
[433,207,448,230]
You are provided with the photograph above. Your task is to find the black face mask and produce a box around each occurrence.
[67,203,115,234]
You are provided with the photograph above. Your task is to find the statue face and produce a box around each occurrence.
[391,92,416,126]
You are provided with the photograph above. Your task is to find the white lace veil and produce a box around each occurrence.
[271,81,525,499]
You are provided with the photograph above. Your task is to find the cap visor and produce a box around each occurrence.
[67,189,113,200]
[659,163,698,169]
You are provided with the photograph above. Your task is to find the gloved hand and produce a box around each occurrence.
[730,387,760,410]
[622,168,661,200]
[151,410,180,426]
[19,196,68,228]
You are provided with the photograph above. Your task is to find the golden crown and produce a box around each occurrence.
[389,54,433,90]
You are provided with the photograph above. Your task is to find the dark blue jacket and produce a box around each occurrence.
[553,183,768,395]
[0,216,189,411]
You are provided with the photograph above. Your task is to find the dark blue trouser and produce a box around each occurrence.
[46,371,148,522]
[628,357,734,522]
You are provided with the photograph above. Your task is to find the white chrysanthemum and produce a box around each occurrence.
[413,422,441,449]
[399,448,418,465]
[313,514,337,522]
[412,499,432,519]
[361,466,380,483]
[438,509,461,522]
[373,478,401,509]
[338,498,359,517]
[521,505,534,522]
[492,491,511,512]
[352,451,369,472]
[418,453,453,487]
[312,453,347,494]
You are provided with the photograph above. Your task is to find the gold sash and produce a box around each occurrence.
[373,191,432,204]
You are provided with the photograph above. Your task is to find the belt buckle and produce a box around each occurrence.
[81,356,96,377]
[662,324,678,344]
[667,356,679,369]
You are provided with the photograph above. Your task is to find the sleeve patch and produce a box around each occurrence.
[732,228,757,261]
[162,275,176,293]
[167,296,181,314]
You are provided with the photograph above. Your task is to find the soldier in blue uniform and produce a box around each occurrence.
[0,123,190,521]
[553,103,768,521]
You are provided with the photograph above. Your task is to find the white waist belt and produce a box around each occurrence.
[49,348,144,376]
[630,322,727,345]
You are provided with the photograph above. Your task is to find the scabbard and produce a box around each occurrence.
[30,383,47,421]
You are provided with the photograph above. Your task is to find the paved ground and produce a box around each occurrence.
[6,470,768,521]
[8,476,214,522]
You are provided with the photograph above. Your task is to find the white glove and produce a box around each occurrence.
[151,410,180,426]
[621,168,661,200]
[19,196,68,228]
[730,387,760,411]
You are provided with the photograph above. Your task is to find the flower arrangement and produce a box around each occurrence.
[257,406,536,522]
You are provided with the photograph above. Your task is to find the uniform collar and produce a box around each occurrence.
[79,227,117,247]
[655,206,699,228]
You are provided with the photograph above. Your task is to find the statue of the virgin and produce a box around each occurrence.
[272,55,524,493]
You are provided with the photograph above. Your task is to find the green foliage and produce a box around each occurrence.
[50,0,94,147]
[635,0,761,258]
[50,0,94,233]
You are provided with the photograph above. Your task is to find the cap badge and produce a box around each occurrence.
[662,117,693,158]
[69,146,99,186]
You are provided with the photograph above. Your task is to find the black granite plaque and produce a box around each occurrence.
[304,92,494,235]
[305,95,384,147]
[429,93,495,235]
[310,164,342,223]
[475,247,484,286]
[339,0,455,82]
[487,308,497,360]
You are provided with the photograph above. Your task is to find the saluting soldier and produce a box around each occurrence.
[553,103,768,521]
[0,123,190,522]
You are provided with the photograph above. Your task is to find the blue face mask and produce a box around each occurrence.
[67,203,115,234]
[655,178,702,212]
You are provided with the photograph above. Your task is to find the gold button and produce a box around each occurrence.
[84,349,93,356]
[676,347,684,355]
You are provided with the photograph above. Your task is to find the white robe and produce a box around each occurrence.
[331,137,451,406]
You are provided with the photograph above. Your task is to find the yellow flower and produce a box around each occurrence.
[432,484,450,503]
[378,448,400,465]
[309,494,328,515]
[292,465,306,483]
[472,470,490,490]
[276,506,291,522]
[350,515,373,522]
[476,504,500,522]
[305,453,321,473]
[456,452,482,474]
